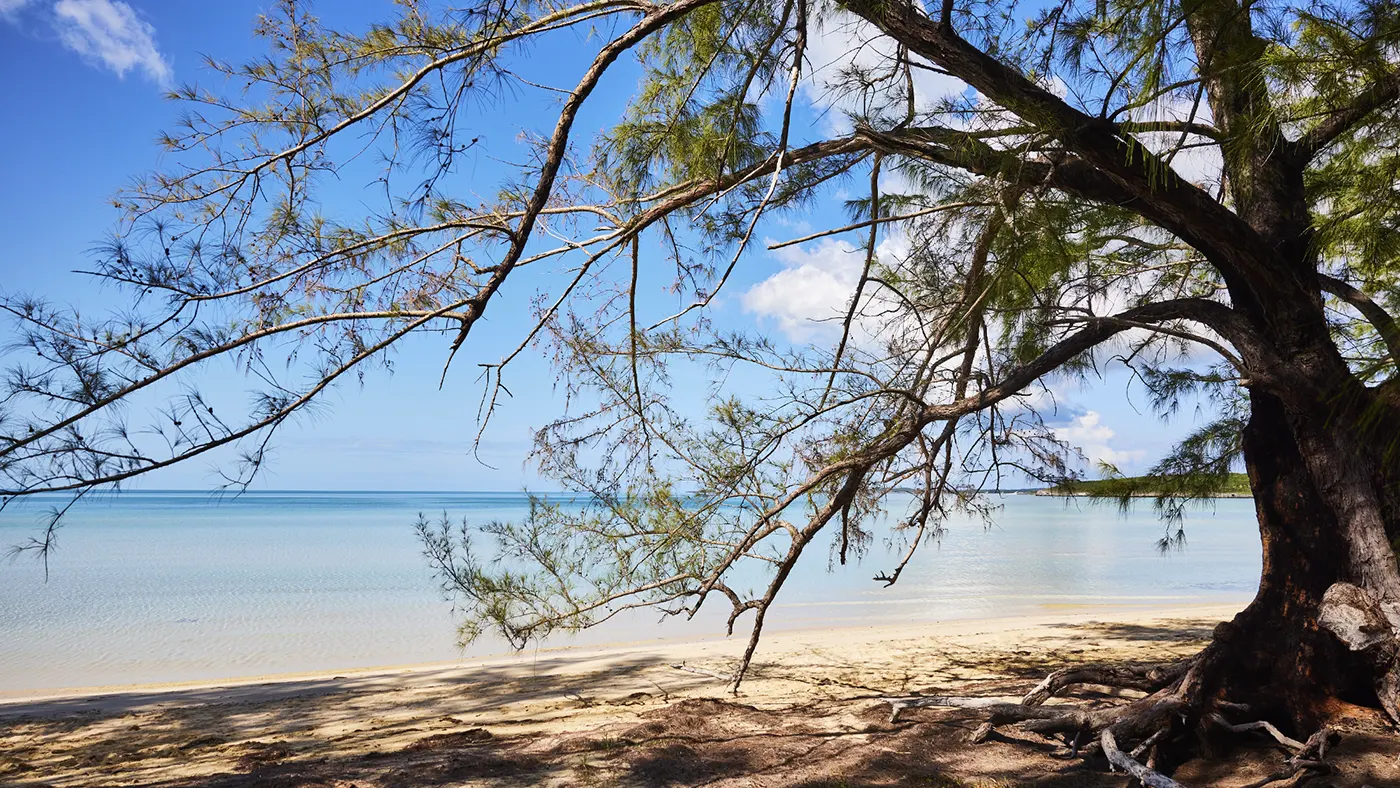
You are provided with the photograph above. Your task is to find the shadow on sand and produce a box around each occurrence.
[6,617,1395,787]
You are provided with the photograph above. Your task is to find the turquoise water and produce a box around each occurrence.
[0,492,1260,692]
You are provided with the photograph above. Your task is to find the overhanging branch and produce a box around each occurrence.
[1295,71,1400,162]
[919,297,1269,424]
[840,0,1294,314]
[1318,273,1400,363]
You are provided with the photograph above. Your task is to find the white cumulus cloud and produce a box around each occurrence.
[743,239,862,342]
[52,0,171,87]
[1052,410,1146,470]
[743,237,903,345]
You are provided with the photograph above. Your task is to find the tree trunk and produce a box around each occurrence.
[1210,393,1371,727]
[1201,388,1400,732]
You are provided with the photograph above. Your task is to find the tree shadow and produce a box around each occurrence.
[0,652,693,786]
[1050,619,1218,643]
[0,651,674,720]
[1,689,1124,788]
[7,679,1394,787]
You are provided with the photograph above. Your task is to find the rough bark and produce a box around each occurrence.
[1206,392,1380,729]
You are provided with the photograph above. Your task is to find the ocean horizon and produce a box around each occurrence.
[1,491,1261,693]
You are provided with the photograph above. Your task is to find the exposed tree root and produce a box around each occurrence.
[1231,727,1339,788]
[1101,728,1184,788]
[1319,582,1400,725]
[1020,661,1188,707]
[881,650,1349,787]
[1209,714,1306,752]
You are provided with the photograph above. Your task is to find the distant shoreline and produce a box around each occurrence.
[1031,489,1253,499]
[1025,472,1253,499]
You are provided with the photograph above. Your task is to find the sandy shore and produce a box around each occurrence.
[0,602,1242,712]
[4,602,1396,787]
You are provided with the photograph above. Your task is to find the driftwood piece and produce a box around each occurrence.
[967,721,994,743]
[882,695,1029,724]
[882,664,1343,788]
[883,693,1182,738]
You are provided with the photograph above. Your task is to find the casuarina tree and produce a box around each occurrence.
[5,1,1400,781]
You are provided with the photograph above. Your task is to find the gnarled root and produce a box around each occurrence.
[881,651,1343,787]
[1101,728,1185,788]
[1021,661,1188,707]
[1230,726,1339,788]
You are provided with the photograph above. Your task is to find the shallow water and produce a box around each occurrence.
[0,491,1260,691]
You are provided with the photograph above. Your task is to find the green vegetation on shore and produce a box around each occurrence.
[1039,473,1252,498]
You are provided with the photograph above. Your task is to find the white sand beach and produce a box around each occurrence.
[6,602,1396,787]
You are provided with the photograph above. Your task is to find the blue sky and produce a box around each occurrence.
[0,0,1207,491]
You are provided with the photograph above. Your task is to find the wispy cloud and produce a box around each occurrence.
[48,0,172,87]
[0,0,35,17]
[795,6,966,137]
[742,236,908,346]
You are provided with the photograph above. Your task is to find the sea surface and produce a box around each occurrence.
[0,491,1260,692]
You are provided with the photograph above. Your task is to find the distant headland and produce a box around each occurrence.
[1033,473,1253,498]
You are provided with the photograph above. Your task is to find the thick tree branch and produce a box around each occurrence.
[1318,273,1400,363]
[856,124,1144,211]
[1295,71,1400,162]
[919,298,1271,423]
[1119,120,1221,140]
[839,0,1292,315]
